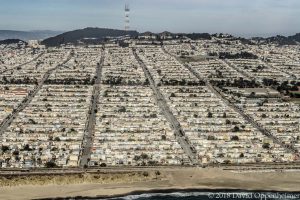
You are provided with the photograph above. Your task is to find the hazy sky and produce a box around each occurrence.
[0,0,299,37]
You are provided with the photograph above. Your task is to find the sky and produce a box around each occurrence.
[0,0,299,37]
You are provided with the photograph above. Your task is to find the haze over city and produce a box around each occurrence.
[0,0,300,37]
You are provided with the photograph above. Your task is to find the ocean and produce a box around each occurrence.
[95,190,300,200]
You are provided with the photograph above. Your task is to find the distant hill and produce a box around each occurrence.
[0,39,27,45]
[3,27,299,46]
[288,33,300,43]
[185,33,212,40]
[265,35,297,45]
[0,30,63,41]
[252,33,300,45]
[42,27,139,46]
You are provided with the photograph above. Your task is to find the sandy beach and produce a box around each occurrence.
[0,168,300,200]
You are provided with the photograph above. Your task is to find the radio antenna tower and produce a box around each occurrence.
[125,3,130,31]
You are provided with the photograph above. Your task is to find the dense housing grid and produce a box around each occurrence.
[0,36,300,169]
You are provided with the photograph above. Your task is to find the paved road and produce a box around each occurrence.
[162,45,298,155]
[0,53,73,135]
[220,59,297,152]
[0,52,45,74]
[206,82,298,154]
[80,49,105,167]
[133,48,198,165]
[2,161,300,175]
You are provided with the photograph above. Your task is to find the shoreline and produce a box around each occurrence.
[1,168,300,199]
[36,188,300,200]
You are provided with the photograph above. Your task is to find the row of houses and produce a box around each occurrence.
[48,48,102,84]
[0,85,93,168]
[0,46,39,73]
[227,59,290,82]
[263,46,300,81]
[102,47,147,85]
[160,86,296,164]
[0,85,35,124]
[233,94,300,152]
[163,43,204,57]
[0,42,299,168]
[90,85,188,166]
[0,50,68,84]
[188,59,244,81]
[136,46,201,86]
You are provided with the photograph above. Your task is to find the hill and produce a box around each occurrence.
[252,33,300,45]
[185,33,212,40]
[0,39,27,45]
[0,30,63,41]
[41,27,139,46]
[288,33,300,43]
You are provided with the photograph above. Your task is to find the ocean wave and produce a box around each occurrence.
[106,192,247,200]
[102,191,300,200]
[107,192,209,200]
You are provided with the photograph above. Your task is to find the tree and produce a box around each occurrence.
[100,163,107,167]
[223,160,231,164]
[207,135,215,140]
[103,90,108,97]
[118,106,126,112]
[249,92,256,98]
[133,155,141,161]
[207,112,213,118]
[150,113,157,118]
[141,153,149,160]
[262,143,270,149]
[2,76,8,83]
[13,150,19,156]
[23,144,32,151]
[232,126,240,132]
[1,146,9,152]
[231,135,239,141]
[45,161,58,168]
[155,171,161,179]
[142,172,149,177]
[148,160,158,166]
[157,69,162,75]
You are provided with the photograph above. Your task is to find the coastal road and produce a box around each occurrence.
[132,48,198,165]
[80,48,105,167]
[0,52,73,135]
[2,161,300,176]
[161,45,298,155]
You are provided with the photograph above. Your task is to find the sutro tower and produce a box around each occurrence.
[125,3,130,31]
